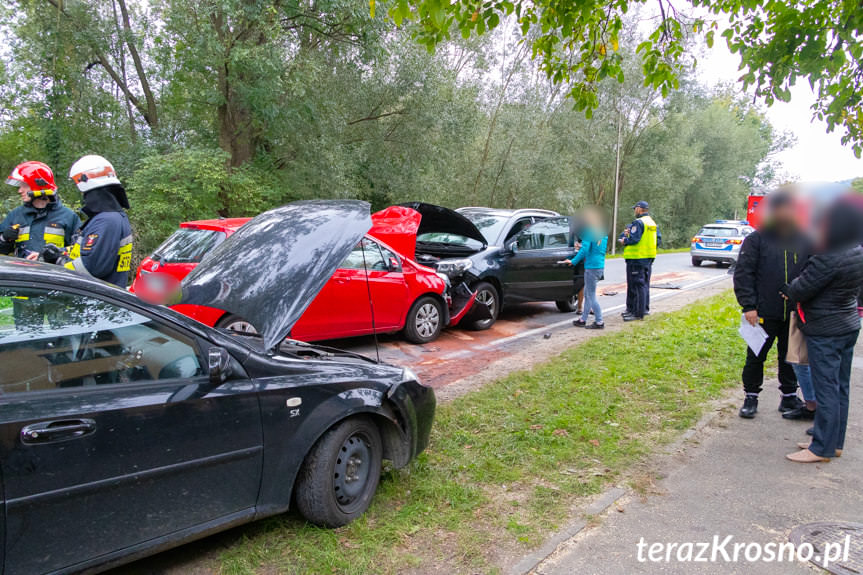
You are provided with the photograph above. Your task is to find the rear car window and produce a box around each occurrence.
[697,227,740,238]
[153,228,227,264]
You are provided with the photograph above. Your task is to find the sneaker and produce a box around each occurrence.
[779,395,805,412]
[575,308,584,315]
[623,315,643,322]
[585,322,605,330]
[782,406,816,420]
[806,426,814,436]
[572,319,587,327]
[739,396,758,418]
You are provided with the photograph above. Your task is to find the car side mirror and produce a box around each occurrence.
[389,257,401,272]
[208,347,232,385]
[506,239,519,254]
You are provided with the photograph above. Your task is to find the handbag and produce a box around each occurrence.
[786,311,808,365]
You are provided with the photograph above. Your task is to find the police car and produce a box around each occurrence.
[690,220,755,267]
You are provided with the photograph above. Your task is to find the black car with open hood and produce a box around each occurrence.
[0,199,434,575]
[403,204,584,330]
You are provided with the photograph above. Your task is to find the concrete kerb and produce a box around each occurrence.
[509,390,740,575]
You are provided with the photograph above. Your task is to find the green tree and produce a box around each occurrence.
[391,0,863,156]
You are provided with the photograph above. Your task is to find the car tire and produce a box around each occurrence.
[403,296,444,344]
[691,258,702,267]
[294,417,383,528]
[465,281,500,331]
[556,295,579,313]
[216,314,258,334]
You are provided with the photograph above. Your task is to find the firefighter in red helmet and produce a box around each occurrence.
[0,161,81,260]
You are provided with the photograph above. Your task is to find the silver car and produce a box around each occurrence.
[690,220,755,267]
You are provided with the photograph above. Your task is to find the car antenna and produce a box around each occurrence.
[360,239,381,363]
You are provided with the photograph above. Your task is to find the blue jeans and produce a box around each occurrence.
[791,364,815,402]
[808,330,859,457]
[581,268,603,324]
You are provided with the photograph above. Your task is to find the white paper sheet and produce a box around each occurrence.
[738,315,769,355]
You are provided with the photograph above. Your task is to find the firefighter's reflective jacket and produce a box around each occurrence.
[0,199,81,257]
[64,211,133,288]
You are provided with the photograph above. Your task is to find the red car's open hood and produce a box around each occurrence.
[369,206,423,260]
[369,203,487,259]
[181,200,371,350]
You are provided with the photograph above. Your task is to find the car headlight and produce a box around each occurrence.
[436,258,473,277]
[435,272,452,287]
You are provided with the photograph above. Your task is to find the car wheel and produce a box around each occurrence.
[403,296,444,344]
[216,314,258,334]
[294,417,382,528]
[691,258,702,267]
[555,295,579,312]
[466,281,500,331]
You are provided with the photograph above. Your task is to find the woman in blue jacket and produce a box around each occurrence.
[569,208,608,329]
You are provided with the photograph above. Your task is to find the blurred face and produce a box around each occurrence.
[634,207,646,216]
[771,202,796,230]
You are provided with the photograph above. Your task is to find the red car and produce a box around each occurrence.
[131,207,476,344]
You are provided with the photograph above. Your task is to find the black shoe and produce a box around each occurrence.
[573,319,587,327]
[779,396,805,412]
[623,315,643,322]
[806,426,814,436]
[739,396,758,418]
[782,406,816,420]
[585,322,605,330]
[589,309,595,315]
[622,311,632,317]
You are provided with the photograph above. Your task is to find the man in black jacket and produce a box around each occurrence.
[733,192,807,418]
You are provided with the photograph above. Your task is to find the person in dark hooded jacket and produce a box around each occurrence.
[61,155,132,287]
[782,196,863,463]
[733,191,808,418]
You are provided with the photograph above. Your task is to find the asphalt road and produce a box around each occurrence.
[328,252,732,387]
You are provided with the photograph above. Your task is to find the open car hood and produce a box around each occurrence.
[369,206,423,259]
[399,202,487,252]
[181,200,371,350]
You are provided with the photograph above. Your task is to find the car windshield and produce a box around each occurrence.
[698,227,740,238]
[459,213,509,244]
[416,232,484,251]
[153,228,226,264]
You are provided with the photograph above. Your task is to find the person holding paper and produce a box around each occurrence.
[733,191,808,418]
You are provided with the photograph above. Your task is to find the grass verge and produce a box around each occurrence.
[219,290,749,575]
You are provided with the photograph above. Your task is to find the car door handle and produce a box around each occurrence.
[334,277,351,284]
[21,419,96,444]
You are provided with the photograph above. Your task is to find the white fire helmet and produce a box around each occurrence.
[68,155,122,192]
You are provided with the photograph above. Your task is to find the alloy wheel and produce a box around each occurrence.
[415,302,441,339]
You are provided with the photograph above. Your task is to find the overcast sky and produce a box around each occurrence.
[698,40,863,184]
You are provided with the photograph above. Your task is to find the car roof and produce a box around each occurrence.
[700,223,747,229]
[0,256,221,338]
[180,218,250,232]
[457,207,560,218]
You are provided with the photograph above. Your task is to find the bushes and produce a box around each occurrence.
[127,148,278,259]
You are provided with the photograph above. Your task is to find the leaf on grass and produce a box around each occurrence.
[529,424,543,430]
[552,429,569,436]
[588,439,600,447]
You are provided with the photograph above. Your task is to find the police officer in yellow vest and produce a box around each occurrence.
[619,201,658,321]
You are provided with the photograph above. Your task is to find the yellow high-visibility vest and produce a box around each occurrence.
[623,215,657,259]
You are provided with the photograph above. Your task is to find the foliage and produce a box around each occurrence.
[853,178,863,195]
[0,2,784,254]
[393,0,863,156]
[216,290,744,573]
[126,148,276,257]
